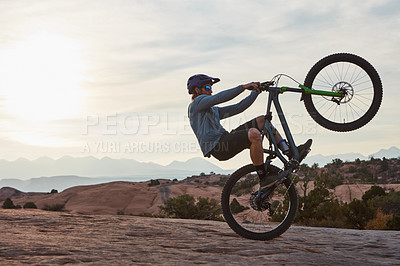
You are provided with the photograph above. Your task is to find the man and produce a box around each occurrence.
[187,74,311,188]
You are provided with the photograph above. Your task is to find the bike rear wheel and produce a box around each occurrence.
[221,164,298,241]
[303,53,383,132]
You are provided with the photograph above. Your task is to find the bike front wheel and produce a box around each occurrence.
[303,53,383,132]
[221,164,298,241]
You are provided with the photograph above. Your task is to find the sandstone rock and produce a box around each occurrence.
[0,209,399,265]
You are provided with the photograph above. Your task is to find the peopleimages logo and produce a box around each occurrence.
[82,141,200,154]
[82,112,318,136]
[82,113,192,136]
[80,112,318,155]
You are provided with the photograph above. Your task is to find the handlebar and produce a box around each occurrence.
[259,81,303,94]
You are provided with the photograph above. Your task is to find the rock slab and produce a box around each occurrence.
[0,209,399,265]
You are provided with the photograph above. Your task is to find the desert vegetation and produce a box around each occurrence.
[159,194,223,221]
[1,157,399,230]
[294,157,400,230]
[157,157,400,230]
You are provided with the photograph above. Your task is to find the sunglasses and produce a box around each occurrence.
[203,85,212,91]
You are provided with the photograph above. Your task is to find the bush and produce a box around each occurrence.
[231,174,258,196]
[365,209,391,230]
[387,215,400,230]
[148,179,160,186]
[50,189,58,194]
[2,198,15,209]
[369,191,400,216]
[42,203,65,211]
[362,186,386,202]
[344,199,375,229]
[230,198,250,214]
[159,194,223,221]
[23,202,37,209]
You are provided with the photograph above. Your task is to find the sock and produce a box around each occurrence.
[278,139,290,155]
[255,164,266,180]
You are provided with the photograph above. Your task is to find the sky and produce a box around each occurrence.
[0,0,399,170]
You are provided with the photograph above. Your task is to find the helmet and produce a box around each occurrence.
[187,74,220,94]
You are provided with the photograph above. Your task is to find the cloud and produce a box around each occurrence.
[0,0,399,168]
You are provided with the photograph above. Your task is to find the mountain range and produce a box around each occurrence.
[0,146,398,193]
[0,156,229,180]
[304,146,400,166]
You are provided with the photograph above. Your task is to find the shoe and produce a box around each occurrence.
[288,139,312,162]
[259,173,281,190]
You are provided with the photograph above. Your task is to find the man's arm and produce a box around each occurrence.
[195,85,244,111]
[218,90,259,119]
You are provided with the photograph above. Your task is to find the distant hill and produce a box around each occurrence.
[0,147,398,192]
[0,156,230,180]
[304,146,400,166]
[3,173,400,216]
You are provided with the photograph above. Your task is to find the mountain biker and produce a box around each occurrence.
[187,74,312,188]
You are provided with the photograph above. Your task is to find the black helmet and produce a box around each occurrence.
[187,74,220,94]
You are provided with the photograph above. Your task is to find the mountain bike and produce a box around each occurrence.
[220,53,383,240]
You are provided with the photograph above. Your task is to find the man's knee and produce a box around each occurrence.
[255,115,265,131]
[248,128,262,143]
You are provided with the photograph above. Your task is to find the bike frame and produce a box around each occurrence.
[260,84,342,169]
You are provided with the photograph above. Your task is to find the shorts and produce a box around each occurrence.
[209,118,261,161]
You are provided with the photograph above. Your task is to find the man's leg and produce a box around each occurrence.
[248,128,264,166]
[248,127,271,183]
[255,115,284,145]
[255,115,312,161]
[250,116,288,188]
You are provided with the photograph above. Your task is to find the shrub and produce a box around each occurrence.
[231,174,258,196]
[148,179,160,186]
[195,197,223,221]
[159,194,223,221]
[42,203,65,211]
[365,209,391,230]
[2,198,15,209]
[369,191,400,216]
[138,212,154,217]
[362,186,386,202]
[344,199,375,229]
[23,202,37,209]
[50,189,58,194]
[387,215,400,230]
[159,194,197,219]
[230,198,250,214]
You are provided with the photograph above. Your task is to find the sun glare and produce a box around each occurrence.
[0,33,86,122]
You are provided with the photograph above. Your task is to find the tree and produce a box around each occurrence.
[2,198,15,209]
[369,191,400,216]
[387,215,400,230]
[298,164,318,204]
[380,157,389,172]
[362,186,386,202]
[344,199,375,229]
